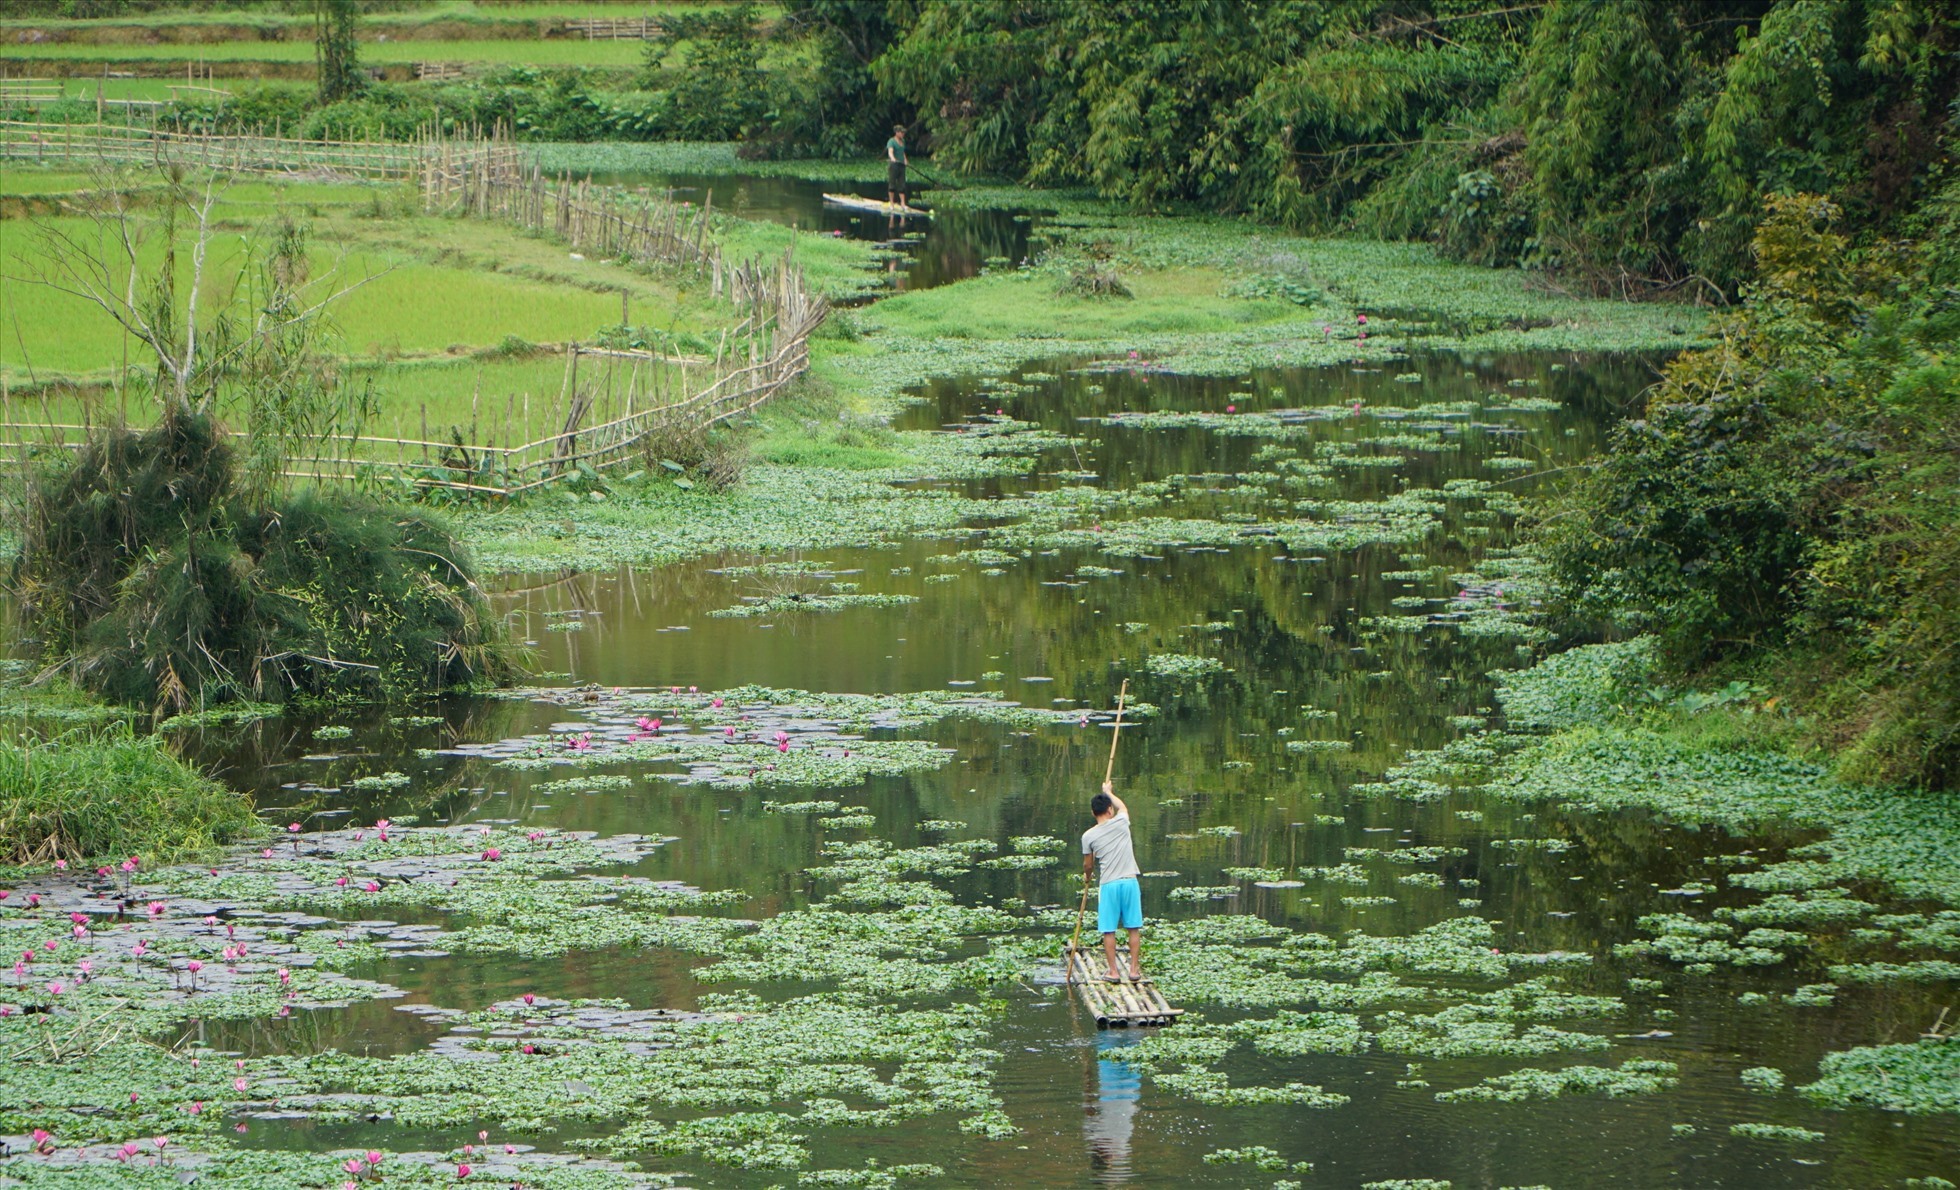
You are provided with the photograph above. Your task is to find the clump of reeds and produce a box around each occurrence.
[11,411,511,713]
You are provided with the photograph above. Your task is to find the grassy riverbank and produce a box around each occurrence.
[451,196,1709,572]
[0,720,260,868]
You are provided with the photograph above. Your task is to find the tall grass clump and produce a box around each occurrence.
[11,411,510,712]
[0,723,258,867]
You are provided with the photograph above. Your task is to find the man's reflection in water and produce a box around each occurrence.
[1085,1030,1142,1182]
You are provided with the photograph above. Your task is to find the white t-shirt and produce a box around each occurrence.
[1081,812,1140,884]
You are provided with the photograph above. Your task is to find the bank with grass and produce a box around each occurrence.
[0,718,259,869]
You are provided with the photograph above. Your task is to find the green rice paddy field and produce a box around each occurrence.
[0,163,880,442]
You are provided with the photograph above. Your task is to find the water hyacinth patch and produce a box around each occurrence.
[1432,1060,1678,1102]
[1143,652,1226,680]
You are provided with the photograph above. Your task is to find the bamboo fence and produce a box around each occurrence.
[0,119,510,182]
[2,126,827,499]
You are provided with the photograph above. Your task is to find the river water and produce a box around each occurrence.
[45,175,1956,1187]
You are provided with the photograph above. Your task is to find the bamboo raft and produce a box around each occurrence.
[821,192,933,218]
[1065,943,1183,1028]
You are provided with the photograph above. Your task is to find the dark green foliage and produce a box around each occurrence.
[766,0,908,158]
[852,0,1956,292]
[1543,189,1960,788]
[641,2,774,141]
[0,722,257,866]
[313,0,365,107]
[11,413,508,713]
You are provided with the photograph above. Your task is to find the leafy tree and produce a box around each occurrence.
[643,2,773,141]
[769,0,908,158]
[1544,189,1960,787]
[314,0,366,107]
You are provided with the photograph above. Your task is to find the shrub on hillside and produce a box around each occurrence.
[1543,191,1960,789]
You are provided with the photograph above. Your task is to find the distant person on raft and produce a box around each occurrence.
[1082,779,1145,981]
[885,124,908,210]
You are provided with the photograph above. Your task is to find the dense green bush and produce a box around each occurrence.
[1543,188,1960,788]
[11,413,509,712]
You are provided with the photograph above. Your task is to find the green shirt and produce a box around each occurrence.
[886,137,907,164]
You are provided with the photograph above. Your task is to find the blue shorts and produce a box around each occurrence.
[1097,877,1144,933]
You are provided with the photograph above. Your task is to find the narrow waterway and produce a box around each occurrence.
[155,350,1958,1187]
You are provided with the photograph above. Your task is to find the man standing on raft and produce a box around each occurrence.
[1082,779,1145,981]
[885,124,908,210]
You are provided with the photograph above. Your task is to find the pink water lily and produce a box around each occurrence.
[335,876,349,887]
[152,1136,167,1151]
[363,882,380,892]
[132,940,148,957]
[522,992,535,1005]
[711,697,724,708]
[118,1141,139,1162]
[120,858,138,874]
[457,1164,472,1179]
[30,1129,52,1153]
[234,1077,248,1092]
[147,901,166,918]
[344,1158,365,1175]
[186,960,202,974]
[54,860,67,871]
[481,848,502,861]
